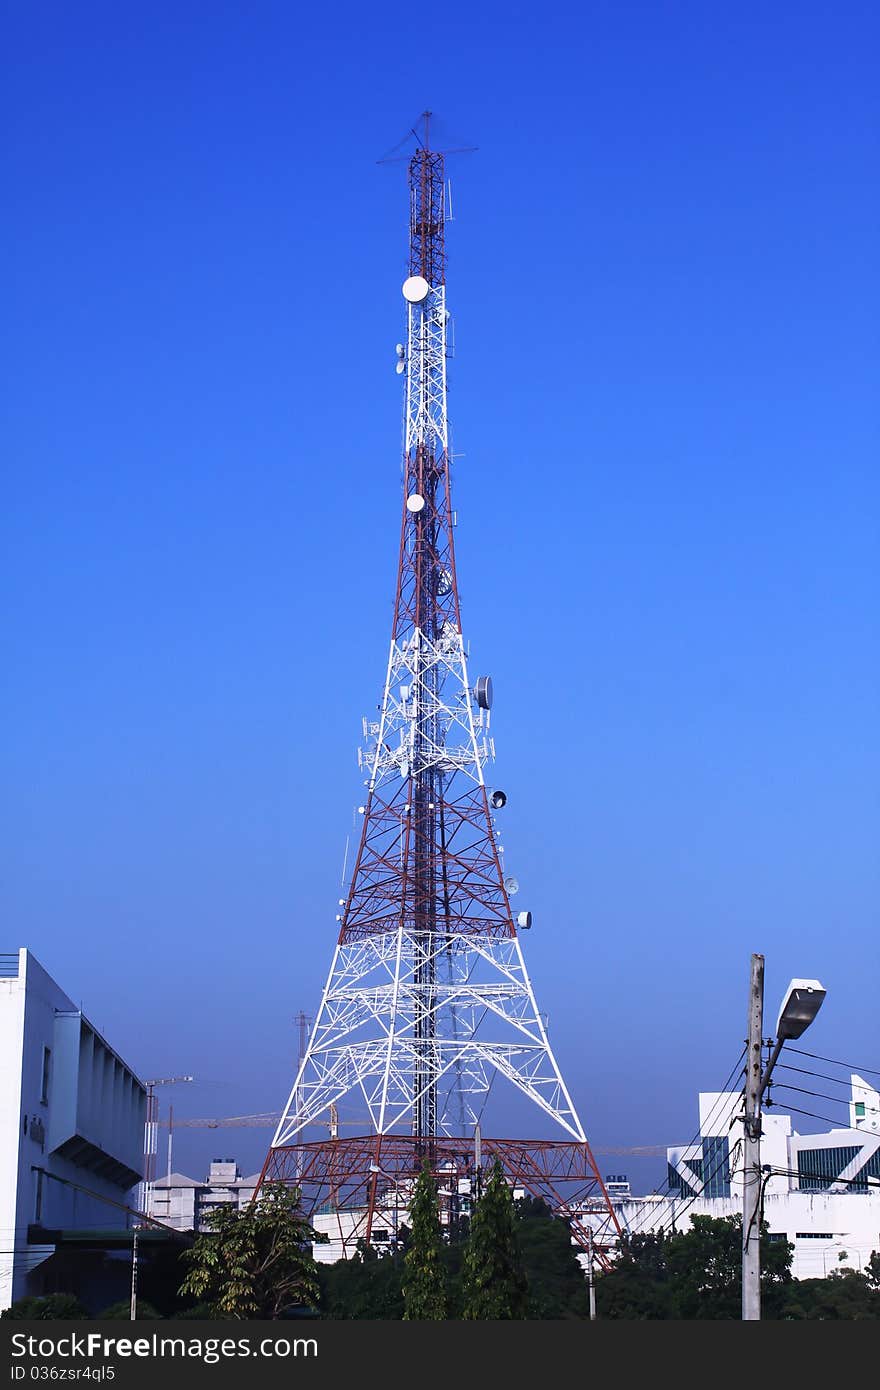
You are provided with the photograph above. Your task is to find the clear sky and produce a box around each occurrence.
[3,1,878,1192]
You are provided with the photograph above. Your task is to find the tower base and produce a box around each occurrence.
[258,1135,622,1270]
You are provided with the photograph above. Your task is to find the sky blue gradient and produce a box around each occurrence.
[3,1,878,1191]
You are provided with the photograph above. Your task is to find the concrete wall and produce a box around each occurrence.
[0,950,147,1311]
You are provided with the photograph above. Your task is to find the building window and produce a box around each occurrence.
[795,1232,834,1240]
[855,1102,866,1118]
[40,1047,51,1105]
[796,1146,859,1191]
[701,1136,731,1198]
[767,1232,788,1244]
[667,1158,702,1197]
[34,1170,44,1222]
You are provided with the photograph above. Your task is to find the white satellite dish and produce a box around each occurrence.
[395,343,405,358]
[395,360,405,374]
[504,876,519,896]
[406,493,425,513]
[402,275,430,304]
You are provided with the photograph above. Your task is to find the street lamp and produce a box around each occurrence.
[742,958,826,1321]
[760,979,827,1101]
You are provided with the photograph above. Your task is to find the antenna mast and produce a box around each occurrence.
[258,116,620,1264]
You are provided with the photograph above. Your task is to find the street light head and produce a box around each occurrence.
[775,978,826,1041]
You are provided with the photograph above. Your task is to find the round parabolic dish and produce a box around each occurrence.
[402,275,431,303]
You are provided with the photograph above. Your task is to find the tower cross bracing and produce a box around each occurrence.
[260,113,620,1261]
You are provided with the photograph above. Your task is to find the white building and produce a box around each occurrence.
[598,1079,880,1280]
[148,1160,260,1231]
[0,949,146,1311]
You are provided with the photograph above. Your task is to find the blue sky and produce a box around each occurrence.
[3,1,878,1191]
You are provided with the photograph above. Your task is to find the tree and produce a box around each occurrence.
[319,1242,405,1319]
[401,1160,447,1319]
[596,1231,674,1320]
[779,1269,880,1320]
[461,1158,528,1319]
[596,1216,793,1319]
[516,1197,592,1319]
[665,1214,792,1319]
[1,1294,88,1320]
[98,1299,162,1319]
[178,1181,323,1319]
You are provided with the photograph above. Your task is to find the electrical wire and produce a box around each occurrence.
[774,1061,871,1091]
[623,1048,747,1236]
[770,1080,880,1116]
[785,1046,880,1079]
[764,1100,852,1131]
[624,1087,743,1237]
[764,1165,880,1192]
[649,1109,746,1240]
[743,1163,781,1253]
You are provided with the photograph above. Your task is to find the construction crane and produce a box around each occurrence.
[141,1075,194,1209]
[156,1110,665,1154]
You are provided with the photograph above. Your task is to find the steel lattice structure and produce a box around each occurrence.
[260,113,620,1259]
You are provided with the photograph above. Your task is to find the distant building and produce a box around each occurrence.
[603,1174,631,1201]
[0,949,146,1311]
[148,1160,259,1231]
[587,1080,880,1280]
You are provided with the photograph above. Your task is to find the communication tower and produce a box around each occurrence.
[258,114,620,1262]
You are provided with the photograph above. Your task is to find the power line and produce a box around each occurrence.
[785,1046,880,1079]
[774,1061,868,1090]
[764,1165,880,1192]
[770,1080,880,1116]
[623,1049,746,1236]
[650,1111,746,1240]
[765,1100,851,1131]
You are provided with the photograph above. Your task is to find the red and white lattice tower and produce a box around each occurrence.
[258,114,620,1262]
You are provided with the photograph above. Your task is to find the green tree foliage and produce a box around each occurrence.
[594,1232,674,1320]
[320,1242,405,1319]
[401,1161,447,1319]
[97,1299,163,1319]
[169,1302,215,1319]
[667,1214,792,1318]
[1,1294,88,1319]
[778,1268,880,1320]
[178,1181,323,1319]
[516,1197,592,1318]
[597,1215,793,1319]
[460,1159,528,1319]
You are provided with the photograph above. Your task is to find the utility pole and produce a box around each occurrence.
[129,1226,139,1321]
[474,1121,482,1202]
[587,1227,597,1321]
[742,953,764,1320]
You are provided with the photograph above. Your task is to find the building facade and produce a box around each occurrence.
[601,1081,880,1279]
[148,1160,259,1232]
[0,949,146,1311]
